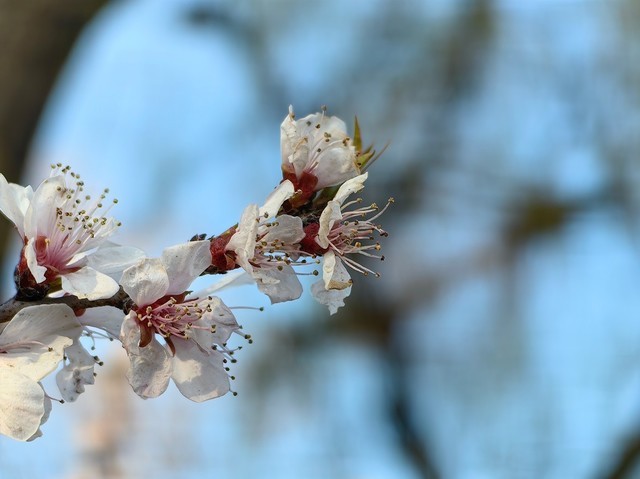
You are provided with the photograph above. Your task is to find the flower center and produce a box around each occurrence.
[326,197,393,276]
[39,165,121,272]
[134,294,214,348]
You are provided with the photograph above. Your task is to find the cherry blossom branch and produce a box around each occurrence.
[0,106,391,441]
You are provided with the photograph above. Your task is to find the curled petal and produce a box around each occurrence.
[322,251,352,290]
[332,172,368,205]
[24,237,47,284]
[259,180,295,219]
[227,204,259,272]
[316,201,342,250]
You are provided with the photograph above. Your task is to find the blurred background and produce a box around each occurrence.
[0,0,639,478]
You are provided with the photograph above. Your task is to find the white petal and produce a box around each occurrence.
[0,304,80,344]
[200,297,239,345]
[259,180,295,219]
[85,242,146,280]
[24,237,47,283]
[161,241,212,295]
[0,370,46,441]
[227,204,259,272]
[261,215,305,245]
[26,395,51,442]
[316,201,342,249]
[65,251,92,270]
[254,264,303,304]
[313,146,359,190]
[0,304,80,381]
[56,341,96,402]
[332,172,368,205]
[311,280,352,315]
[61,267,120,300]
[0,174,28,237]
[121,314,171,398]
[77,306,124,338]
[322,251,352,290]
[280,109,307,176]
[24,175,65,240]
[172,339,229,402]
[120,258,169,307]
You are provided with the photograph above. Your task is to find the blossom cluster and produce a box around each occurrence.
[0,107,390,441]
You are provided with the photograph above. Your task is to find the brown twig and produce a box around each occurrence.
[0,287,131,324]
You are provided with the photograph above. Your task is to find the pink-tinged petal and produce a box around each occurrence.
[23,175,65,240]
[23,237,47,283]
[227,204,259,271]
[259,180,295,219]
[0,370,46,441]
[86,242,146,280]
[311,280,351,315]
[0,174,29,237]
[56,341,96,402]
[261,215,305,245]
[332,172,368,205]
[316,201,342,249]
[171,339,230,402]
[121,258,169,307]
[254,264,303,304]
[322,251,352,290]
[161,241,212,295]
[121,314,171,398]
[61,268,120,300]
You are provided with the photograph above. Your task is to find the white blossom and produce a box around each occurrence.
[281,106,360,191]
[119,241,240,402]
[0,167,141,300]
[312,173,389,314]
[227,180,305,303]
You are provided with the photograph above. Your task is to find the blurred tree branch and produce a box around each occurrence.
[0,0,107,281]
